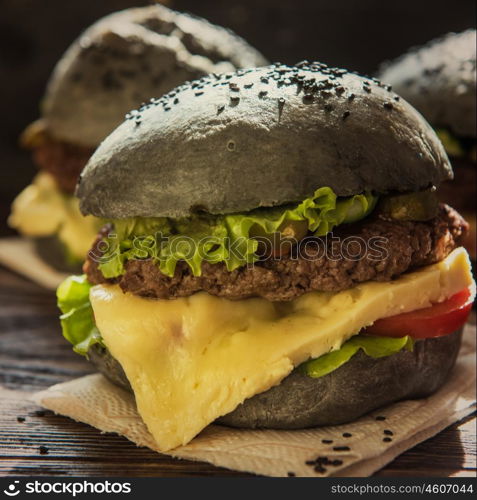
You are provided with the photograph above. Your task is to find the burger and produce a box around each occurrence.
[57,63,475,451]
[8,4,267,271]
[378,30,476,259]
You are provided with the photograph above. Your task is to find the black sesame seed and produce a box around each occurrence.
[333,446,350,452]
[363,85,371,93]
[393,96,400,101]
[321,457,337,466]
[101,70,122,90]
[305,460,316,465]
[321,439,333,444]
[375,415,386,421]
[34,411,46,417]
[331,460,343,466]
[244,83,254,89]
[195,91,204,96]
[39,446,49,455]
[383,102,394,110]
[17,416,25,423]
[384,430,394,436]
[287,472,296,477]
[383,437,393,443]
[348,93,356,101]
[314,465,327,473]
[342,111,351,120]
[335,86,345,95]
[217,105,225,114]
[173,98,179,104]
[342,432,352,437]
[258,90,268,98]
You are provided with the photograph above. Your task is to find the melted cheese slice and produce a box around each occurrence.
[90,248,475,451]
[9,173,99,260]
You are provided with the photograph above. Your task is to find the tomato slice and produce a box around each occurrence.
[364,288,473,339]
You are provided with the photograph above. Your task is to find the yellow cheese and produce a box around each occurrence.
[90,248,475,451]
[9,172,100,260]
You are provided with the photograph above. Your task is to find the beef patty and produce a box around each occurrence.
[84,204,468,302]
[33,139,94,195]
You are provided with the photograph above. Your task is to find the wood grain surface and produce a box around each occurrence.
[0,265,475,477]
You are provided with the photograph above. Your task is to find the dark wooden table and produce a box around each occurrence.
[0,264,475,477]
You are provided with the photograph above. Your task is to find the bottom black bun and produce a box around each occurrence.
[33,236,83,274]
[88,329,462,429]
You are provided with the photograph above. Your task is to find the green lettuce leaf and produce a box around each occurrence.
[436,128,477,160]
[300,334,414,378]
[57,274,102,355]
[98,187,377,279]
[436,128,465,157]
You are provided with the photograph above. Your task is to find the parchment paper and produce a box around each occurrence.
[0,237,67,289]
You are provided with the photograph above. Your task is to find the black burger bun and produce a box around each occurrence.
[77,63,452,220]
[378,30,476,139]
[378,31,476,261]
[33,236,83,274]
[42,4,268,148]
[87,329,462,429]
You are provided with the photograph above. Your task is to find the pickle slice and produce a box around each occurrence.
[378,190,438,221]
[252,220,309,257]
